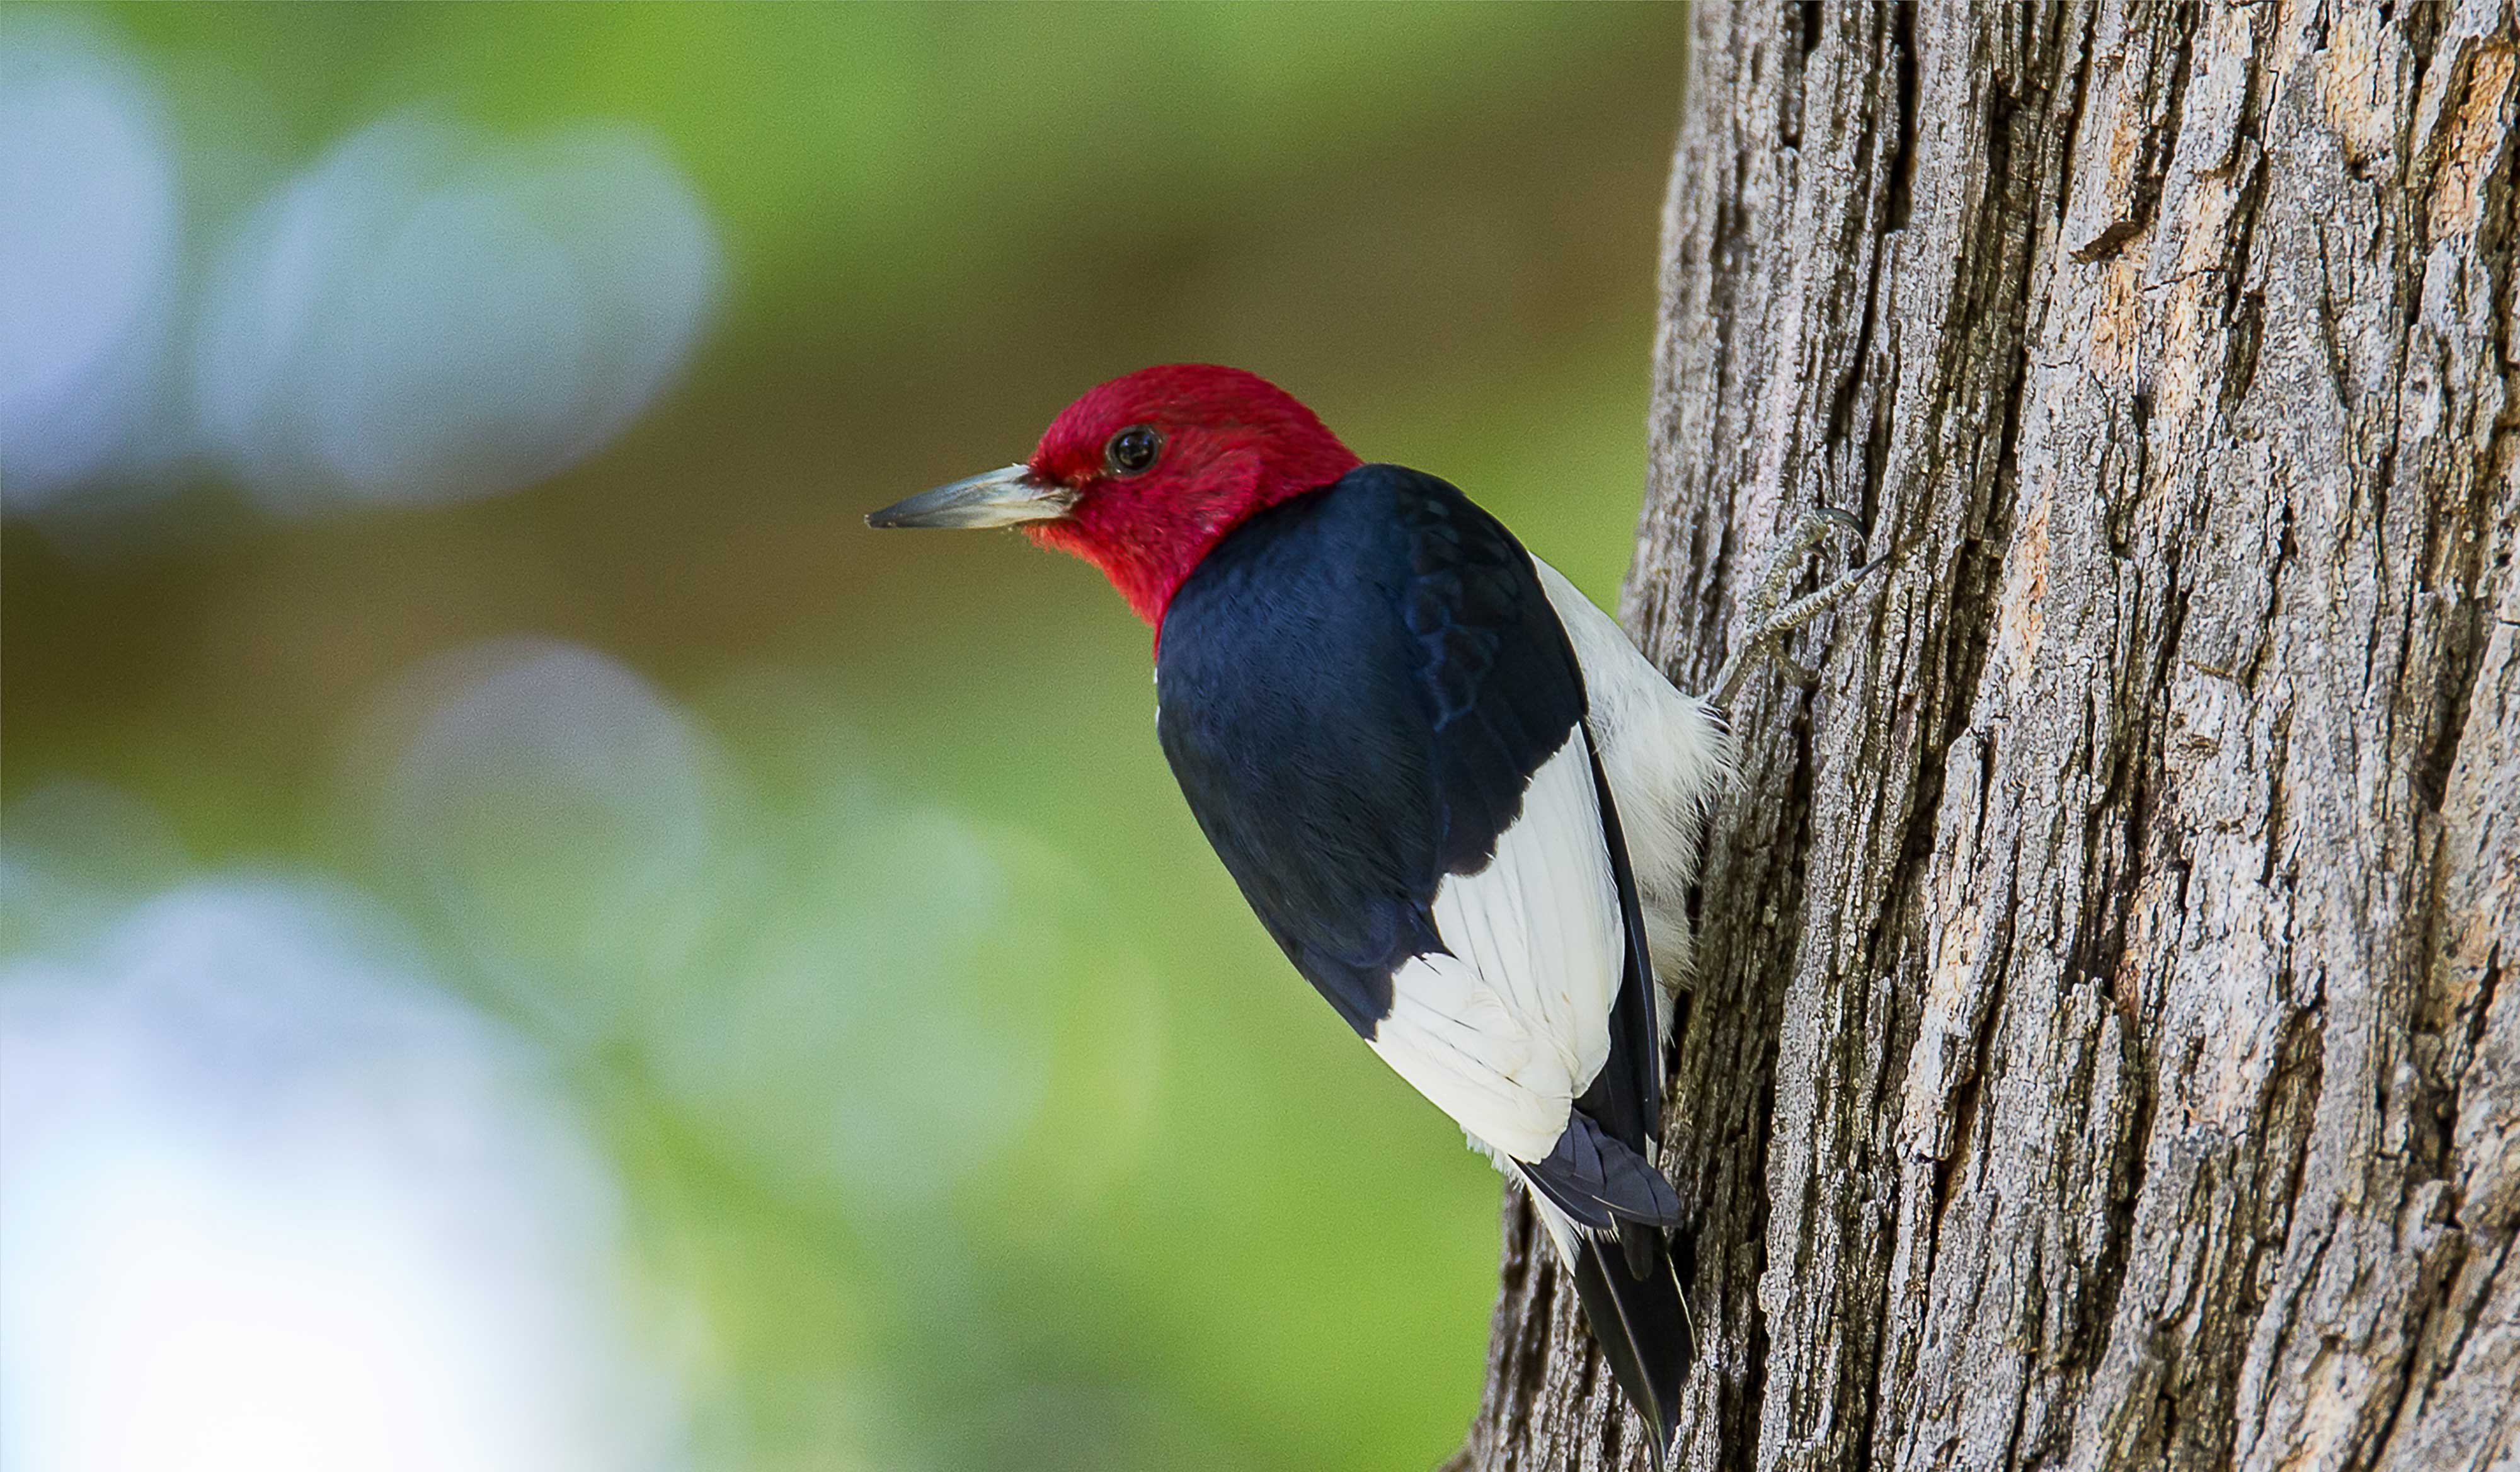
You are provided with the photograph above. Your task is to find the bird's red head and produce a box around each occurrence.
[869,365,1361,626]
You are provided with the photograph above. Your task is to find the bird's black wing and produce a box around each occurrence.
[1155,463,1670,1228]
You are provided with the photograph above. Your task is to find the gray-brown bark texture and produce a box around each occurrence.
[1454,3,2519,1470]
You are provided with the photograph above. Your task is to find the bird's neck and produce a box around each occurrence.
[1032,521,1208,628]
[1033,455,1360,631]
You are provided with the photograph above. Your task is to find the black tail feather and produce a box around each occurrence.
[1566,1224,1693,1468]
[1523,1112,1685,1233]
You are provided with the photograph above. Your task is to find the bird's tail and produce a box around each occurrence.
[1554,1211,1693,1467]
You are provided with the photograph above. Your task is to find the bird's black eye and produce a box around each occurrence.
[1105,425,1162,476]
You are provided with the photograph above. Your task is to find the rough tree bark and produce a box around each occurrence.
[1453,3,2517,1469]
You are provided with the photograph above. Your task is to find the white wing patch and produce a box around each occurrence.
[1529,557,1732,988]
[1366,730,1623,1163]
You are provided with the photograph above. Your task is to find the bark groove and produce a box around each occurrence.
[1457,3,2518,1469]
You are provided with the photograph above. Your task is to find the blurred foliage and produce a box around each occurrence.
[4,5,1690,1469]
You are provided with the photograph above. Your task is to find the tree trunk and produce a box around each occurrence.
[1455,3,2518,1469]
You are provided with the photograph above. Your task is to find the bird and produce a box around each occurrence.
[868,364,1872,1463]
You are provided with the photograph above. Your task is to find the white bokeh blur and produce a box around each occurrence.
[0,16,182,508]
[0,879,686,1472]
[0,637,1166,1469]
[0,18,719,521]
[194,114,719,510]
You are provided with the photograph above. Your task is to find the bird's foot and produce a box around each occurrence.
[1705,506,1879,711]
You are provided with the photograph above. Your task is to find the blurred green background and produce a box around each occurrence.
[2,6,1687,1469]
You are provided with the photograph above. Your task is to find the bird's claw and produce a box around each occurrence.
[1706,507,1879,711]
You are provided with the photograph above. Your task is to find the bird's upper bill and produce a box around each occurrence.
[868,364,1361,624]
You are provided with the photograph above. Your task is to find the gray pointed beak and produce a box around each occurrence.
[867,464,1077,530]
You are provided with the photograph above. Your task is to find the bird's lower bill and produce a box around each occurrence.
[866,464,1076,529]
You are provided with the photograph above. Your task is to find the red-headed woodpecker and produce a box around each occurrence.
[870,365,1871,1462]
